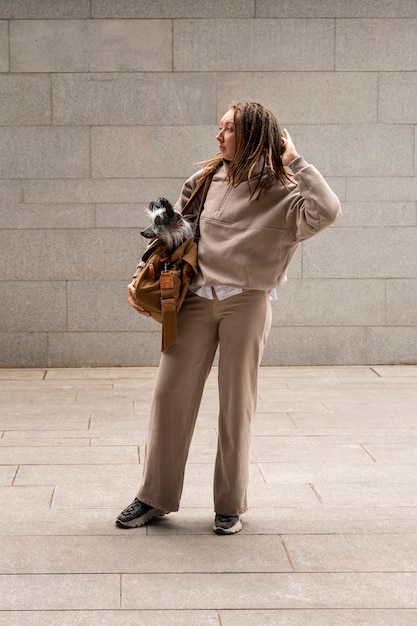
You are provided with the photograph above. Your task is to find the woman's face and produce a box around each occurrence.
[216,109,236,161]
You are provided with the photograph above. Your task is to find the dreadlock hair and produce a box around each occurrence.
[201,101,293,200]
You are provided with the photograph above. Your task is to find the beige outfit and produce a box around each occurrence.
[137,156,341,515]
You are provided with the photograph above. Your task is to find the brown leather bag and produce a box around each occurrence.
[132,168,215,351]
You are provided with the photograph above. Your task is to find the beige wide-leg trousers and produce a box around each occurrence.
[138,288,272,515]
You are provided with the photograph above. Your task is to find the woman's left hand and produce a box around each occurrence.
[280,129,299,166]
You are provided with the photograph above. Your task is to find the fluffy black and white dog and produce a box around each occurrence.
[141,197,194,250]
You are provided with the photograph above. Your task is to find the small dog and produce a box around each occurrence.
[141,197,194,250]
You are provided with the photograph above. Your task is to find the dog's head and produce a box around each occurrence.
[141,197,194,249]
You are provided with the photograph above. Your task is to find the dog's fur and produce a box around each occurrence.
[141,197,194,250]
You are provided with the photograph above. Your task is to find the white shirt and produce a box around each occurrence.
[189,284,277,302]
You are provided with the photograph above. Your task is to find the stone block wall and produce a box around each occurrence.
[1,0,416,366]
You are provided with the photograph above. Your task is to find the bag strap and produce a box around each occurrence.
[182,164,219,242]
[191,168,216,243]
[159,271,177,350]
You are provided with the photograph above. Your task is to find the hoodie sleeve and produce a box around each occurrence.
[285,156,342,241]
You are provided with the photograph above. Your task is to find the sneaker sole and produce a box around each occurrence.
[213,519,242,535]
[115,508,165,529]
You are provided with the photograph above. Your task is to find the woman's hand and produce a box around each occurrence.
[280,128,299,167]
[127,282,151,317]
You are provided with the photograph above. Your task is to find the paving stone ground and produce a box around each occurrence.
[1,365,417,625]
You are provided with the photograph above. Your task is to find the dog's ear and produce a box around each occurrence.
[148,199,159,212]
[148,197,174,215]
[158,197,174,217]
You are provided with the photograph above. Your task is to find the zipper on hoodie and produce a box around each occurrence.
[214,184,233,218]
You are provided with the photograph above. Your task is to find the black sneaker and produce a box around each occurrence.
[213,514,242,535]
[115,498,165,528]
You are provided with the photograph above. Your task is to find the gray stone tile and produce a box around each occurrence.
[350,386,417,413]
[0,127,90,178]
[372,366,417,378]
[0,574,120,610]
[3,430,139,442]
[2,365,417,621]
[91,126,215,179]
[220,608,417,625]
[291,411,417,429]
[262,327,367,366]
[306,429,417,445]
[347,175,417,202]
[1,203,96,229]
[0,411,90,431]
[174,19,334,71]
[0,507,140,535]
[0,282,67,332]
[92,0,254,18]
[0,1,90,19]
[312,482,417,507]
[0,535,291,574]
[0,20,8,71]
[367,327,417,364]
[0,369,45,380]
[0,466,17,486]
[0,446,138,466]
[0,229,139,281]
[0,75,51,125]
[217,72,377,124]
[23,177,184,204]
[122,572,417,609]
[0,179,21,212]
[52,484,140,509]
[90,434,148,446]
[0,333,48,368]
[257,461,413,485]
[252,414,298,434]
[67,281,144,332]
[386,280,417,325]
[302,227,417,279]
[45,366,157,380]
[361,444,417,466]
[1,609,221,625]
[0,438,89,448]
[261,366,377,380]
[10,19,172,72]
[288,124,413,177]
[250,439,371,464]
[14,464,140,486]
[95,203,146,228]
[300,387,417,415]
[337,202,417,227]
[336,19,417,70]
[89,413,150,432]
[380,72,417,123]
[241,506,417,535]
[53,73,216,125]
[0,486,53,512]
[283,534,417,572]
[271,279,385,326]
[256,0,417,18]
[247,483,321,509]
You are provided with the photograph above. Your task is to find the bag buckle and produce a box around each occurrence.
[160,271,174,291]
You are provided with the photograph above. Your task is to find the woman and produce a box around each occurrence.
[116,102,341,534]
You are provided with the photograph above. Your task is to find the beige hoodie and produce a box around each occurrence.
[175,156,342,291]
